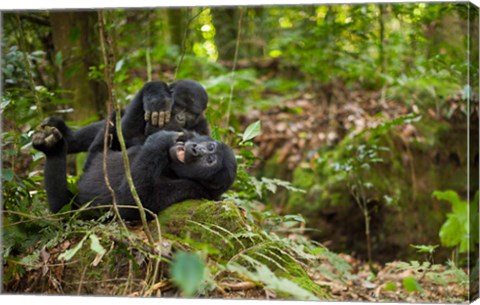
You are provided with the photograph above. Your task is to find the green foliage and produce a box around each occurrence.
[227,256,319,300]
[402,276,423,293]
[410,244,439,255]
[383,282,397,292]
[2,45,42,87]
[392,260,468,288]
[433,190,476,253]
[59,235,88,261]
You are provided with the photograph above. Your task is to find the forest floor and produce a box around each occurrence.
[234,81,470,303]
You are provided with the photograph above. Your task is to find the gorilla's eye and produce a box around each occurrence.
[207,142,216,151]
[207,155,216,164]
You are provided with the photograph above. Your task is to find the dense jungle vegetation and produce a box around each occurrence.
[2,3,479,302]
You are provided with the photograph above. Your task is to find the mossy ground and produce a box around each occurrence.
[3,199,329,299]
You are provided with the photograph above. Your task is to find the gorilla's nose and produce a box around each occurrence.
[189,143,207,156]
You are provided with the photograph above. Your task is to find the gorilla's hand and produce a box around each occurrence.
[142,82,173,132]
[32,117,68,154]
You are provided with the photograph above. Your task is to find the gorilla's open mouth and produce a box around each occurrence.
[175,141,185,163]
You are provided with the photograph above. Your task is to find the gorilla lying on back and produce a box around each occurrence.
[32,80,237,220]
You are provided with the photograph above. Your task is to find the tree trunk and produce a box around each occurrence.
[211,7,240,61]
[50,11,107,121]
[167,8,187,49]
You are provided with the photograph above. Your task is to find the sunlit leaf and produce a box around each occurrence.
[89,233,106,255]
[402,276,422,293]
[410,244,439,254]
[59,235,87,261]
[242,120,261,143]
[383,282,397,292]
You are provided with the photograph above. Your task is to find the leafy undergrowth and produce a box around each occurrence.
[3,200,343,299]
[320,255,469,303]
[2,199,469,302]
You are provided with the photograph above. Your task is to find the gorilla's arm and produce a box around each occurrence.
[32,124,73,213]
[37,117,105,154]
[67,120,105,153]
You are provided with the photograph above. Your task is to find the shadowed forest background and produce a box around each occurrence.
[2,3,479,302]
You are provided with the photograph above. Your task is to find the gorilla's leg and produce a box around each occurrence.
[32,123,73,213]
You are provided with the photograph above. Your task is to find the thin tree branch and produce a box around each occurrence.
[174,8,206,80]
[145,11,153,82]
[98,11,128,232]
[225,8,244,133]
[98,11,155,245]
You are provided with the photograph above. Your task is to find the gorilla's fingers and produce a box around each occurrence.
[45,126,62,146]
[144,111,151,122]
[33,126,62,148]
[45,134,58,146]
[32,132,45,147]
[165,111,171,124]
[158,112,165,127]
[151,112,159,126]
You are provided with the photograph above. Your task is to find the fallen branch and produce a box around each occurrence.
[220,281,257,291]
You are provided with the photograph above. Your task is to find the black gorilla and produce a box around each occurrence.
[143,79,210,136]
[168,79,210,135]
[32,80,237,220]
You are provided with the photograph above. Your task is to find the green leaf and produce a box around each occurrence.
[434,190,469,251]
[2,169,14,182]
[439,217,463,247]
[402,276,422,293]
[89,234,106,255]
[242,120,261,143]
[227,259,319,301]
[383,282,397,292]
[59,235,87,261]
[171,252,205,297]
[115,58,125,72]
[433,190,462,207]
[410,244,439,254]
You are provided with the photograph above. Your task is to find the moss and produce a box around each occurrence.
[278,255,327,299]
[157,200,251,259]
[157,200,328,298]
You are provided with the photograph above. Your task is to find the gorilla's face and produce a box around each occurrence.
[169,132,237,194]
[169,79,208,129]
